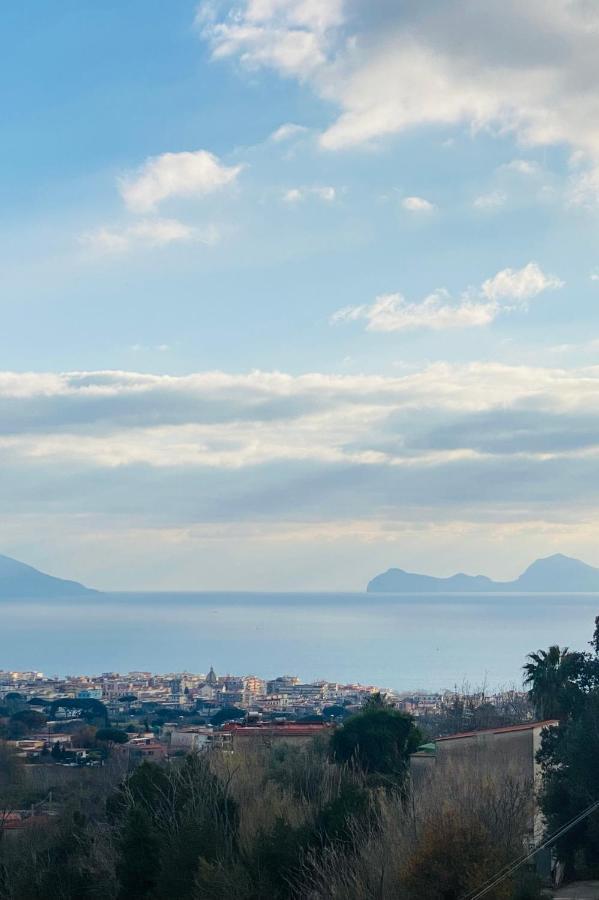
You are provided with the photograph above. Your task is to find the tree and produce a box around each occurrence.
[361,691,391,711]
[330,707,421,784]
[96,728,129,745]
[6,708,47,738]
[3,693,25,716]
[49,697,108,726]
[322,705,350,721]
[0,742,24,840]
[210,707,245,727]
[533,621,599,879]
[110,756,238,900]
[72,724,98,748]
[117,805,162,899]
[523,645,586,721]
[538,693,599,879]
[591,615,599,656]
[10,708,47,730]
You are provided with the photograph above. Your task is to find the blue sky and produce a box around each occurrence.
[2,0,599,590]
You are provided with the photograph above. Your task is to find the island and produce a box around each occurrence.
[0,553,97,599]
[367,553,599,593]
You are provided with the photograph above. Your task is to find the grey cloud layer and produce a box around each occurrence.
[1,365,597,431]
[1,366,599,527]
[0,449,597,527]
[407,409,599,456]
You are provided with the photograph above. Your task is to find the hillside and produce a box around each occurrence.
[367,553,599,593]
[0,553,97,598]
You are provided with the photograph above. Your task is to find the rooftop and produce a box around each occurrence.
[222,723,332,736]
[435,720,559,742]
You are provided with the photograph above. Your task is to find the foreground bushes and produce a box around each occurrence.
[0,734,538,900]
[301,764,537,900]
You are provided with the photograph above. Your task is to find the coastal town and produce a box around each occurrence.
[0,665,533,768]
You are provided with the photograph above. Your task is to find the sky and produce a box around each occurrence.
[3,0,599,591]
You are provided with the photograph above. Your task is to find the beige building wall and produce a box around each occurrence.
[411,721,557,842]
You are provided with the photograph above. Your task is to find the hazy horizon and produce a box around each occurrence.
[3,591,597,690]
[6,548,599,595]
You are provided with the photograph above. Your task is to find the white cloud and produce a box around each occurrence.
[332,262,563,333]
[214,24,322,75]
[402,196,435,213]
[270,122,308,141]
[81,228,130,254]
[130,343,172,353]
[130,219,194,245]
[199,0,344,77]
[568,165,599,208]
[480,262,563,304]
[313,185,335,201]
[283,185,336,203]
[283,188,303,203]
[332,290,495,333]
[80,219,220,254]
[473,190,506,210]
[548,338,599,354]
[120,150,243,213]
[502,159,541,176]
[199,0,599,191]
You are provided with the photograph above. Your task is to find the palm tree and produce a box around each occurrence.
[523,645,584,721]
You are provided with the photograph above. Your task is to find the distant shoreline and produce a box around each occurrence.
[3,589,599,602]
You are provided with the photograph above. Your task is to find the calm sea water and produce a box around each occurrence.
[2,592,598,691]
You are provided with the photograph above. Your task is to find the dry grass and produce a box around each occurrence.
[298,762,534,900]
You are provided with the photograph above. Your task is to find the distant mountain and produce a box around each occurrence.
[367,553,599,593]
[0,554,97,598]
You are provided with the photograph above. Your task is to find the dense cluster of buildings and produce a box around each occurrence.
[1,668,532,764]
[0,666,540,769]
[0,668,526,720]
[0,666,396,717]
[1,666,399,772]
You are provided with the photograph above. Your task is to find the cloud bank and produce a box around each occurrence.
[2,361,599,587]
[1,363,599,528]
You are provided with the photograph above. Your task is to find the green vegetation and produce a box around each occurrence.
[48,698,109,726]
[209,706,245,726]
[1,708,47,739]
[523,645,587,721]
[525,616,599,881]
[96,728,129,745]
[330,697,421,785]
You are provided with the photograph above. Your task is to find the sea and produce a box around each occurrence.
[2,592,598,691]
